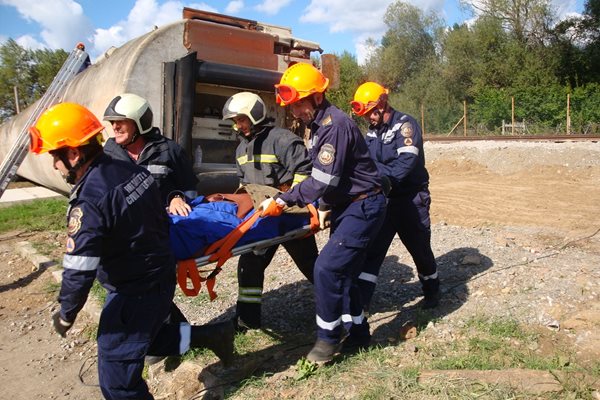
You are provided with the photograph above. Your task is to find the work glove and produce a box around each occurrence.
[258,197,285,217]
[52,311,73,338]
[317,204,331,230]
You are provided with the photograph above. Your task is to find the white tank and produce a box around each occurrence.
[0,8,329,195]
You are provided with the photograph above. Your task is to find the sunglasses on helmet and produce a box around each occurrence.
[28,127,45,154]
[275,84,315,106]
[350,100,380,116]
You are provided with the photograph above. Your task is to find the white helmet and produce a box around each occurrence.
[103,93,154,134]
[222,92,266,126]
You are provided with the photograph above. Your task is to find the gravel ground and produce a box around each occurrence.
[2,139,599,399]
[174,139,600,365]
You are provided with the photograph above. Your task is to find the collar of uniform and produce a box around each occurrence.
[70,152,108,195]
[311,98,332,131]
[371,107,398,133]
[241,124,272,142]
[143,128,167,144]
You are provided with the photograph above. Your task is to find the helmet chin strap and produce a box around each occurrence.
[122,131,141,150]
[55,149,83,185]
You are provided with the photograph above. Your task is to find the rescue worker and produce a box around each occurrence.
[102,93,196,344]
[102,93,198,217]
[260,63,387,363]
[29,102,234,400]
[222,92,318,331]
[351,82,440,309]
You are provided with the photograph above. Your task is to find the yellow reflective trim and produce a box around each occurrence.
[237,154,279,165]
[292,174,309,186]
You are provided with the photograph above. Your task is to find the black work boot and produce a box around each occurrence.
[307,339,342,364]
[420,277,440,309]
[235,302,262,332]
[190,320,235,366]
[341,334,371,354]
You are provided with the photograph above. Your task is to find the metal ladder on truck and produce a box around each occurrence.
[0,43,90,199]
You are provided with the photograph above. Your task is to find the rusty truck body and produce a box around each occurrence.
[0,8,335,195]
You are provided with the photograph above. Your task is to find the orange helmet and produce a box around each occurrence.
[29,102,104,154]
[351,82,389,116]
[275,63,329,106]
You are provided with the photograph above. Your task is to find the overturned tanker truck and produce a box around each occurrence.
[0,7,338,196]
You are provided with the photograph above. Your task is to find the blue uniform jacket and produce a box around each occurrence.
[59,153,174,322]
[103,128,198,204]
[279,100,381,207]
[365,108,429,195]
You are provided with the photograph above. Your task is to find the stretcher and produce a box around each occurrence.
[171,197,319,300]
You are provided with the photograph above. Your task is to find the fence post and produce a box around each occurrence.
[567,93,571,135]
[463,100,467,136]
[511,97,515,136]
[421,103,425,138]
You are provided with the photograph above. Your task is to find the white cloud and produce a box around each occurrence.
[91,1,218,58]
[0,0,94,51]
[299,1,392,63]
[551,0,578,21]
[15,34,46,50]
[254,0,292,16]
[225,0,244,14]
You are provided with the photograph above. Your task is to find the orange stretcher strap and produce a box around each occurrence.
[176,258,220,300]
[177,258,202,296]
[205,211,262,267]
[178,204,319,299]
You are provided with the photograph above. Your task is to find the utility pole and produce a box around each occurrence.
[13,86,20,114]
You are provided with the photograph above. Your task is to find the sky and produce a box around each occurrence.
[0,0,585,64]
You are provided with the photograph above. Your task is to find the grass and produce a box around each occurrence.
[43,280,61,295]
[429,315,571,371]
[222,315,600,400]
[90,280,107,304]
[0,198,67,233]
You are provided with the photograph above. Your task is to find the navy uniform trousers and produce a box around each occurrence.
[316,192,386,344]
[359,187,437,307]
[98,280,188,400]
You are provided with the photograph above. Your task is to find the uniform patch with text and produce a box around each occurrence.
[66,237,75,253]
[401,123,413,138]
[67,207,83,236]
[318,143,336,165]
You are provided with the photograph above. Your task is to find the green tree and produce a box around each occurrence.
[364,1,441,90]
[552,0,600,85]
[459,0,554,44]
[0,40,67,122]
[0,39,33,121]
[326,51,364,115]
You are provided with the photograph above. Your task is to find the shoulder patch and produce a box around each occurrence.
[401,122,413,138]
[321,115,333,126]
[318,143,336,166]
[66,237,75,253]
[67,207,83,236]
[404,137,413,146]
